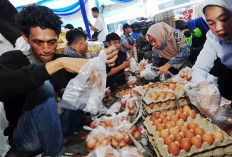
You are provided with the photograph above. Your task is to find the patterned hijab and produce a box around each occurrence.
[146,22,178,60]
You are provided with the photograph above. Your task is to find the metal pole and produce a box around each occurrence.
[80,0,91,39]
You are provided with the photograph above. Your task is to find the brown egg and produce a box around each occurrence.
[187,122,198,130]
[174,134,183,143]
[168,142,180,156]
[161,117,170,123]
[202,133,215,145]
[111,138,118,147]
[115,132,123,142]
[148,103,154,109]
[131,125,137,132]
[89,122,97,128]
[119,141,126,148]
[156,112,161,117]
[133,131,140,140]
[150,114,158,121]
[167,78,173,82]
[175,109,183,115]
[165,100,170,106]
[167,93,175,99]
[101,139,109,146]
[153,119,161,126]
[183,106,191,113]
[194,127,205,137]
[123,133,131,143]
[164,136,174,145]
[165,122,174,129]
[171,115,179,122]
[179,113,187,121]
[169,127,180,136]
[180,126,188,132]
[169,84,176,90]
[191,136,202,148]
[184,130,195,139]
[180,98,186,102]
[87,139,97,149]
[159,92,167,100]
[213,131,224,142]
[180,138,192,152]
[187,110,196,119]
[166,111,173,117]
[156,124,165,132]
[157,102,162,107]
[158,84,165,89]
[159,113,166,119]
[160,129,170,138]
[175,120,184,127]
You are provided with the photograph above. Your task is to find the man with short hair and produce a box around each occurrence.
[89,7,106,42]
[106,33,130,90]
[120,23,135,53]
[1,5,117,157]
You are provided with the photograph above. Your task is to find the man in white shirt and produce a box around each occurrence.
[89,7,106,42]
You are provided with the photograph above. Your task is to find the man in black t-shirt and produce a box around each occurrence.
[106,33,130,91]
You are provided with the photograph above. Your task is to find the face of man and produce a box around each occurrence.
[107,40,121,51]
[125,27,132,34]
[205,6,232,41]
[92,11,98,18]
[22,26,58,63]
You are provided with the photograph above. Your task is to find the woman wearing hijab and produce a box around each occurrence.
[146,22,191,75]
[192,0,232,100]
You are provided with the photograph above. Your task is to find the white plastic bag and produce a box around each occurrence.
[0,102,10,157]
[60,50,107,115]
[140,64,157,80]
[185,83,221,118]
[159,71,174,82]
[119,146,143,157]
[129,57,137,73]
[87,145,121,157]
[127,75,137,85]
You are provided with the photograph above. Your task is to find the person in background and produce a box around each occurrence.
[135,27,153,62]
[192,0,232,101]
[63,28,88,58]
[0,0,29,55]
[89,7,106,42]
[116,24,123,36]
[146,22,191,75]
[64,24,74,30]
[106,33,130,91]
[1,5,118,157]
[120,23,135,53]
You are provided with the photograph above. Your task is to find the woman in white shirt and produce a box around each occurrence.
[192,0,232,100]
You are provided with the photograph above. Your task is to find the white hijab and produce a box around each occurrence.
[202,0,232,20]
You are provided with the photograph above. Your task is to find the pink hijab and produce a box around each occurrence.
[146,22,178,60]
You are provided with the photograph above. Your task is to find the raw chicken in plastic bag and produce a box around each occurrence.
[119,146,143,157]
[185,82,221,118]
[129,57,137,73]
[0,102,10,157]
[140,64,157,80]
[60,50,107,115]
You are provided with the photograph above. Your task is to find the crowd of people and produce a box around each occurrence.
[0,0,231,156]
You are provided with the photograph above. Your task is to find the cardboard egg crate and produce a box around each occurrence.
[144,113,232,157]
[139,82,185,98]
[142,98,189,115]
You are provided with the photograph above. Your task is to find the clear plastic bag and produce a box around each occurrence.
[140,64,157,80]
[159,71,174,82]
[119,146,143,157]
[127,75,137,86]
[60,50,107,116]
[129,57,137,73]
[0,102,11,157]
[185,83,221,118]
[87,145,121,157]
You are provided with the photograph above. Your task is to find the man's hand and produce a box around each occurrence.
[105,45,118,67]
[122,60,130,69]
[156,63,172,75]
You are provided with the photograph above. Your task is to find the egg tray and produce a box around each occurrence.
[142,98,189,115]
[138,82,185,98]
[144,114,232,157]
